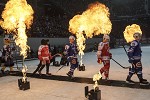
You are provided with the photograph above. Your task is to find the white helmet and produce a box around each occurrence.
[133,32,142,38]
[103,34,110,40]
[69,35,75,40]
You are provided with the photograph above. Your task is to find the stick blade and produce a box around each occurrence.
[123,66,131,69]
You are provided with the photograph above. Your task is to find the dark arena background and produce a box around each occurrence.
[0,0,150,50]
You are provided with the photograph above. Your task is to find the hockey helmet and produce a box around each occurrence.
[69,35,75,40]
[41,39,46,45]
[133,32,142,38]
[103,34,110,40]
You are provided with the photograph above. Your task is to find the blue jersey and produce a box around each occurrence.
[127,40,142,61]
[65,43,77,57]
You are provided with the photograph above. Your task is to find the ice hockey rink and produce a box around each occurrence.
[0,46,150,100]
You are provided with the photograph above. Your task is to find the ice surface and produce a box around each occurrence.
[0,46,150,100]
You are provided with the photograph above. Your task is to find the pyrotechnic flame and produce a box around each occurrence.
[22,65,28,83]
[93,73,102,91]
[69,2,112,65]
[0,0,34,59]
[123,24,142,43]
[76,26,86,65]
[0,20,2,25]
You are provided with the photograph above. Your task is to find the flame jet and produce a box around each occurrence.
[69,2,112,65]
[0,0,34,59]
[93,73,102,91]
[124,24,142,43]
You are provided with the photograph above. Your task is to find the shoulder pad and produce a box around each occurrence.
[99,42,104,46]
[39,45,44,49]
[39,45,44,48]
[131,41,138,46]
[65,45,70,50]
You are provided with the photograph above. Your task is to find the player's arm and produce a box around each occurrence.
[64,44,69,55]
[38,46,43,60]
[127,41,138,63]
[97,42,104,64]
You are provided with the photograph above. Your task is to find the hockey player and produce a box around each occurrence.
[37,39,52,76]
[97,34,112,80]
[1,37,14,74]
[65,36,78,78]
[126,32,149,85]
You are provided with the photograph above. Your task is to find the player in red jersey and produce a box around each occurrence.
[97,35,112,80]
[38,39,52,76]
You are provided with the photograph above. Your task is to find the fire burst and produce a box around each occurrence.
[124,24,142,43]
[0,0,34,59]
[93,73,102,91]
[69,2,112,65]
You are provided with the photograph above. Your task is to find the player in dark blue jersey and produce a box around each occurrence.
[64,36,78,78]
[126,32,149,85]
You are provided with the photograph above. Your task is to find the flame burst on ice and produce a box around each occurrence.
[69,2,112,65]
[0,0,34,59]
[22,65,28,83]
[123,24,142,43]
[93,73,102,91]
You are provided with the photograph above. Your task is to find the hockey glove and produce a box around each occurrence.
[63,51,68,55]
[38,56,43,61]
[128,58,134,63]
[97,58,102,64]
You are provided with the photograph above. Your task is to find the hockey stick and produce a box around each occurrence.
[56,56,72,73]
[122,44,128,56]
[56,65,65,73]
[122,43,136,67]
[111,58,131,69]
[56,56,78,73]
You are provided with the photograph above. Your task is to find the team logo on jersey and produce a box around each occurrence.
[136,62,142,67]
[71,58,77,64]
[131,43,135,46]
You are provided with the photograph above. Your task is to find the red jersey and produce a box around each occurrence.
[38,45,51,61]
[97,42,110,60]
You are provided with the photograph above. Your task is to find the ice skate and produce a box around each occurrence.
[38,71,42,76]
[105,77,109,81]
[66,72,74,79]
[140,79,149,85]
[126,79,135,84]
[46,73,52,76]
[126,76,135,84]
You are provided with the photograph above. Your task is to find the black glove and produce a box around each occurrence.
[128,58,134,63]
